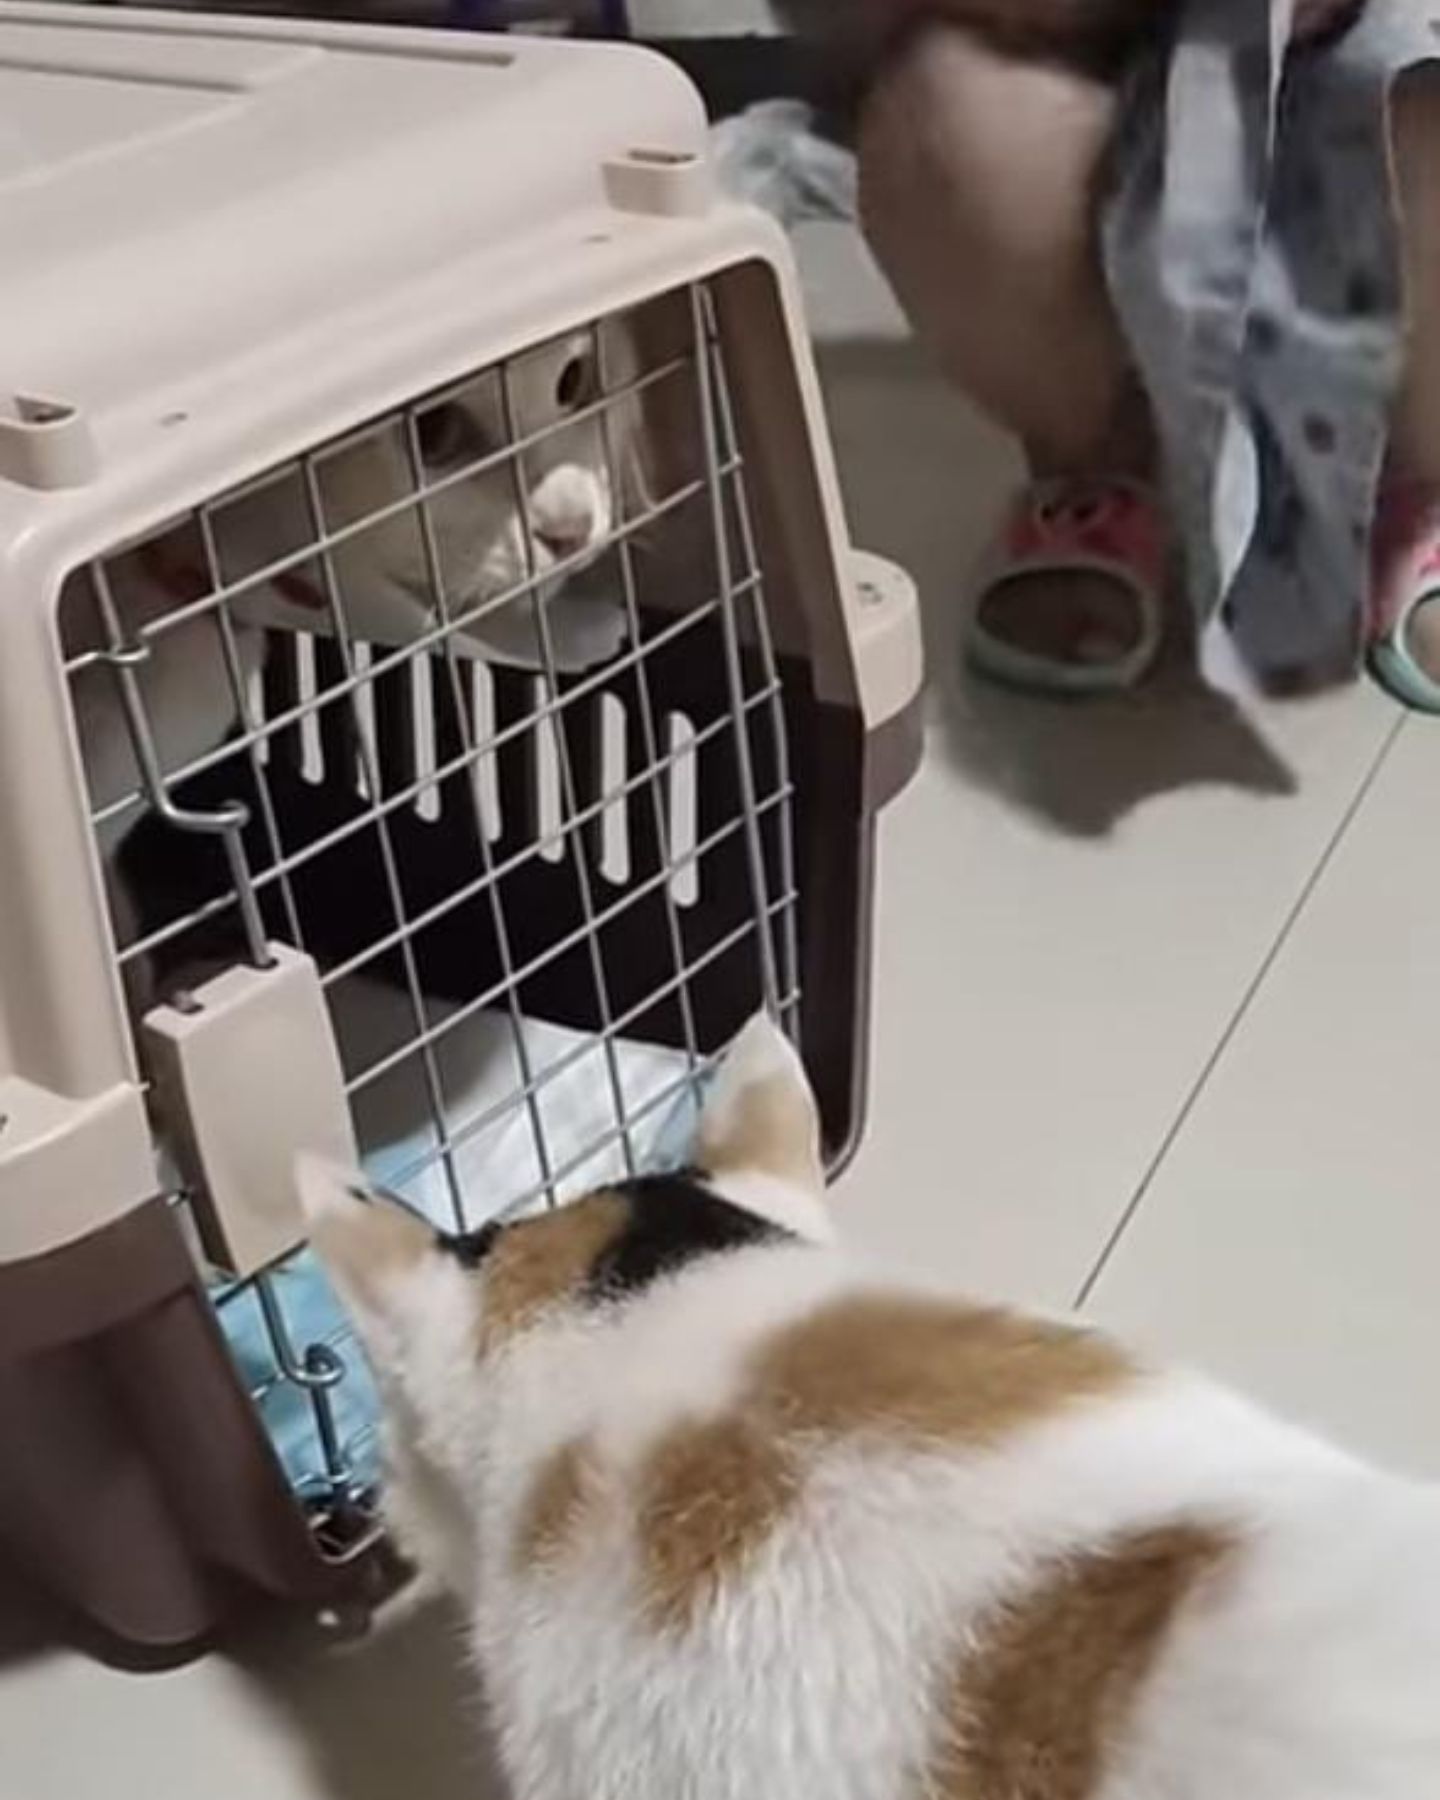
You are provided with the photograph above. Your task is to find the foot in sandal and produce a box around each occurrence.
[966,478,1170,696]
[1368,482,1440,714]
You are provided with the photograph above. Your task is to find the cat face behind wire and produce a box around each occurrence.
[287,321,646,670]
[74,321,648,858]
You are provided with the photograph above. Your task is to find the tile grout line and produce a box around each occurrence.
[1073,709,1411,1313]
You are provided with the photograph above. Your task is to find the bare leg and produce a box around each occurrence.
[1383,62,1440,676]
[858,23,1157,668]
[1389,65,1440,485]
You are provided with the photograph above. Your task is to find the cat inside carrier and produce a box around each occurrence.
[0,4,922,1653]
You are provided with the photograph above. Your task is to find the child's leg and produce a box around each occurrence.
[1379,63,1440,681]
[1389,64,1440,488]
[858,23,1136,470]
[857,23,1157,667]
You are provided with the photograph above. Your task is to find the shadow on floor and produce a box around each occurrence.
[229,1593,508,1800]
[0,1547,505,1796]
[939,657,1300,840]
[814,333,1301,837]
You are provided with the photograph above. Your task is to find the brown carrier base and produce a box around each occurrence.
[0,1201,366,1657]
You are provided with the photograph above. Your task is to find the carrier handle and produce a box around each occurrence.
[90,566,272,970]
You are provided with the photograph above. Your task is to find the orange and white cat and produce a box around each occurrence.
[301,1017,1440,1800]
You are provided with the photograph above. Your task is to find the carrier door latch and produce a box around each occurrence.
[144,944,356,1279]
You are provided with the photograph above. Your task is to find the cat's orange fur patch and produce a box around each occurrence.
[751,1295,1133,1447]
[637,1414,799,1631]
[514,1438,597,1575]
[479,1195,629,1351]
[633,1297,1130,1631]
[927,1522,1234,1799]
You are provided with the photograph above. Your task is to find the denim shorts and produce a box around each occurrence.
[1104,0,1437,682]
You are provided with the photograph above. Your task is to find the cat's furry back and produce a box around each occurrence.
[302,1019,1440,1800]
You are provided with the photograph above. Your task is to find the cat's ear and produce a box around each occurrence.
[297,1156,435,1317]
[697,1013,823,1196]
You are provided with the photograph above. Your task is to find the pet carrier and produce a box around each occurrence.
[0,4,922,1653]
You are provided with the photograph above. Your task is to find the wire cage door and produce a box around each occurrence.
[61,278,804,1543]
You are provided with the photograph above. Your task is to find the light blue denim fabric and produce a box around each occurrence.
[1104,0,1437,680]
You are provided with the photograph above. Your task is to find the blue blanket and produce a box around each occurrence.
[218,1256,384,1496]
[217,1040,706,1499]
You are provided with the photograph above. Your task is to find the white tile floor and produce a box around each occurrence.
[3,221,1436,1800]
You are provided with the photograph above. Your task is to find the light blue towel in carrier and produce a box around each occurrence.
[214,995,709,1499]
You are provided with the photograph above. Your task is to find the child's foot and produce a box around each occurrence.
[1368,482,1440,713]
[966,480,1169,696]
[974,569,1150,668]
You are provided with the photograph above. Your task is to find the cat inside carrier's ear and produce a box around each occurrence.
[296,1157,435,1317]
[697,1013,824,1199]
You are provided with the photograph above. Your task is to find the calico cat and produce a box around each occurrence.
[301,1015,1440,1800]
[72,324,641,858]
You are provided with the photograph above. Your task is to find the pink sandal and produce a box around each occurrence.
[966,479,1170,696]
[1368,482,1440,715]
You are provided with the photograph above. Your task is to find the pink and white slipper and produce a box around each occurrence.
[967,479,1170,696]
[1368,482,1440,715]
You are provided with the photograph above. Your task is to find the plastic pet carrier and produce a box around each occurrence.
[0,4,922,1653]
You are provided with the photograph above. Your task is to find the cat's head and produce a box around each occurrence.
[406,327,636,600]
[271,325,645,663]
[298,1014,826,1587]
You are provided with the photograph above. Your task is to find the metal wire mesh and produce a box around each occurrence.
[59,280,800,1536]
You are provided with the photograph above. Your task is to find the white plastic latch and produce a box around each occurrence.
[143,944,356,1277]
[0,396,98,490]
[603,147,712,218]
[849,549,923,735]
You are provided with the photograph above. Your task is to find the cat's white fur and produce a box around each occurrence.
[300,1018,1440,1800]
[73,326,639,857]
